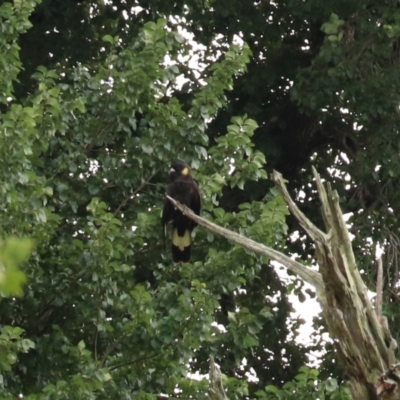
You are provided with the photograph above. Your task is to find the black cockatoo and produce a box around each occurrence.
[162,160,201,263]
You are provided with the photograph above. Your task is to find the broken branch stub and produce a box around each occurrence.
[209,357,229,400]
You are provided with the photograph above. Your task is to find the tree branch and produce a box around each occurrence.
[271,170,328,244]
[165,196,323,290]
[209,357,228,400]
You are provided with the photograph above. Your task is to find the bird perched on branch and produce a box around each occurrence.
[162,160,201,263]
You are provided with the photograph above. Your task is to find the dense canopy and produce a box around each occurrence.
[1,0,400,398]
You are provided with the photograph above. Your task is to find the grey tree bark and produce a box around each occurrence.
[208,357,229,400]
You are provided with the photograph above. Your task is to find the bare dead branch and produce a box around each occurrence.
[165,196,323,290]
[271,170,328,244]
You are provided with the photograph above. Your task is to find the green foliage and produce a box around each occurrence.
[0,237,33,296]
[7,0,399,397]
[255,366,352,400]
[0,0,39,102]
[0,2,308,399]
[0,325,35,399]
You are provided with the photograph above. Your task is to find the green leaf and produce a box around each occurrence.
[227,311,237,323]
[141,144,153,154]
[102,35,114,43]
[264,385,280,393]
[77,340,85,351]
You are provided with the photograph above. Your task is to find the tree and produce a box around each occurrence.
[1,0,399,399]
[168,168,399,398]
[1,1,297,398]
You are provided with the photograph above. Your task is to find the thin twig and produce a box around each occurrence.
[113,167,161,216]
[376,254,384,319]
